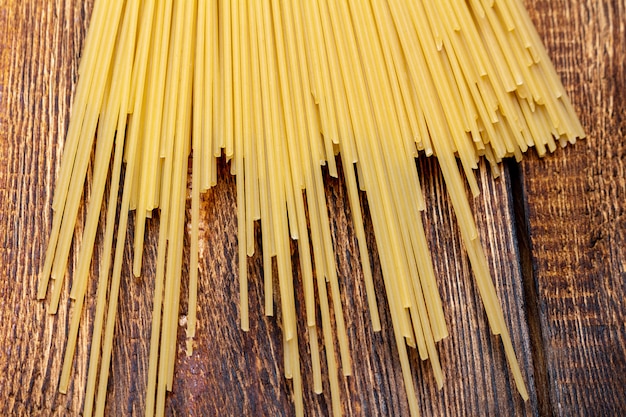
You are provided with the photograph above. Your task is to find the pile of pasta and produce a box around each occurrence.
[39,0,584,416]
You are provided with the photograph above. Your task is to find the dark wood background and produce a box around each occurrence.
[1,0,624,416]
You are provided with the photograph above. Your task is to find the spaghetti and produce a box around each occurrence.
[40,1,584,416]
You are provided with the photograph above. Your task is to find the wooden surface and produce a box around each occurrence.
[0,0,624,416]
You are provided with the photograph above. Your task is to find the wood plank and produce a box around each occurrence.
[0,1,94,415]
[520,0,626,415]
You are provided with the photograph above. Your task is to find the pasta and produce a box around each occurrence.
[40,1,584,416]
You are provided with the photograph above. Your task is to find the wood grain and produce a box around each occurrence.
[0,0,623,416]
[519,1,626,415]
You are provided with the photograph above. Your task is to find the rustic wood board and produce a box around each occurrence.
[0,0,623,416]
[518,1,626,415]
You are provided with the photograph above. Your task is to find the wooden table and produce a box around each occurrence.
[1,1,624,415]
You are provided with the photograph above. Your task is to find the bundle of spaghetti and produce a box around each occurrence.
[39,0,584,416]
